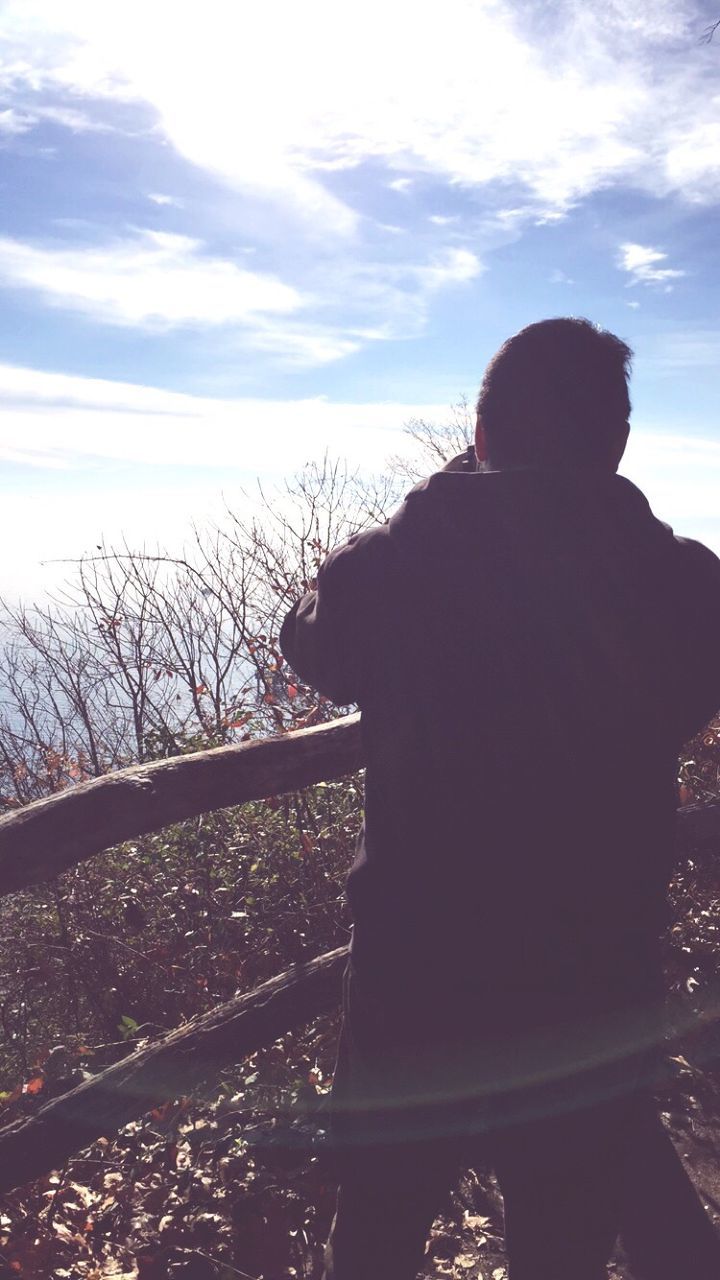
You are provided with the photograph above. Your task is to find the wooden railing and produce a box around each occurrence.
[0,712,362,896]
[0,712,717,1195]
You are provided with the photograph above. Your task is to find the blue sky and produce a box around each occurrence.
[0,0,720,594]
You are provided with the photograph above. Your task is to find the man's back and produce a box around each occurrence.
[282,465,720,1029]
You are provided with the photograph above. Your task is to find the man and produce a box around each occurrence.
[280,319,720,1279]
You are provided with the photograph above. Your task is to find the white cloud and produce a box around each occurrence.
[4,361,719,529]
[0,365,448,597]
[239,323,364,367]
[0,362,451,474]
[302,247,483,349]
[496,209,529,226]
[0,101,117,137]
[410,247,482,290]
[618,242,685,289]
[0,106,33,134]
[640,329,720,371]
[148,192,180,206]
[34,103,115,132]
[2,0,719,234]
[664,119,720,200]
[0,229,481,363]
[0,363,199,414]
[0,229,303,328]
[534,210,570,226]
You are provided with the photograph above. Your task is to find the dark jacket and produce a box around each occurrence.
[280,466,720,1029]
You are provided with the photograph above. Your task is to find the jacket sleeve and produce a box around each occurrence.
[672,536,720,740]
[279,526,391,706]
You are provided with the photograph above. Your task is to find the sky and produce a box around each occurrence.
[0,0,720,596]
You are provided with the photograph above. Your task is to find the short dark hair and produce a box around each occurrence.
[477,317,633,468]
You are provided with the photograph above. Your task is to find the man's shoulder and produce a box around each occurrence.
[611,476,720,580]
[652,510,720,586]
[668,535,720,622]
[672,532,720,571]
[318,521,395,594]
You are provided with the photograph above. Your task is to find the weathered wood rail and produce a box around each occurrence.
[0,712,362,896]
[0,947,348,1196]
[0,711,718,1195]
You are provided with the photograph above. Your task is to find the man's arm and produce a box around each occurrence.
[279,526,391,706]
[280,455,467,704]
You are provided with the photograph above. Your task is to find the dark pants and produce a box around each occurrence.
[323,970,720,1280]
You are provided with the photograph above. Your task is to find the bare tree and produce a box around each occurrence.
[0,457,389,1079]
[389,398,475,483]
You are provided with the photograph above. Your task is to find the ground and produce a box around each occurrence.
[0,841,718,1279]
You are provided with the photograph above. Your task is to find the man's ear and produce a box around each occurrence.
[475,412,488,464]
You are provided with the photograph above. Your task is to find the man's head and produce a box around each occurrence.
[475,317,632,472]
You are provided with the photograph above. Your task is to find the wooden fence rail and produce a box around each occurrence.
[0,712,718,1194]
[0,713,362,896]
[0,947,347,1196]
